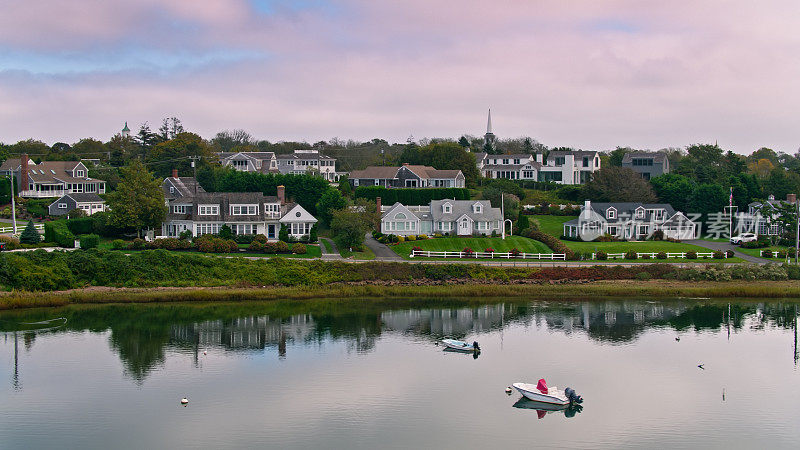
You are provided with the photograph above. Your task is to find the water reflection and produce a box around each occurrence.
[512,398,583,419]
[1,299,798,388]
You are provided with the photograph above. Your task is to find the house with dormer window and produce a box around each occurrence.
[0,154,106,198]
[562,200,697,240]
[380,199,502,236]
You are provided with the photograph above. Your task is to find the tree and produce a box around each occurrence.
[583,167,657,202]
[482,188,520,220]
[608,147,631,167]
[748,158,775,179]
[651,173,695,212]
[337,174,352,197]
[687,183,727,218]
[72,138,107,158]
[212,129,253,152]
[51,142,72,154]
[106,160,167,236]
[458,136,471,148]
[330,199,376,250]
[106,134,140,167]
[315,189,347,227]
[19,220,40,244]
[147,132,216,179]
[135,123,163,151]
[158,117,184,141]
[399,142,481,187]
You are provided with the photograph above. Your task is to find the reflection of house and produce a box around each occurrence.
[349,164,465,188]
[48,193,107,216]
[562,200,697,240]
[621,152,669,180]
[380,200,502,236]
[381,304,508,336]
[161,171,317,239]
[0,154,106,198]
[743,193,796,236]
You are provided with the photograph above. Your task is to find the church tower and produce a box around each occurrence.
[483,108,496,152]
[121,122,130,139]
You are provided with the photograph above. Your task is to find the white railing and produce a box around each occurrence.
[411,250,566,260]
[591,251,726,260]
[19,190,65,198]
[0,223,44,234]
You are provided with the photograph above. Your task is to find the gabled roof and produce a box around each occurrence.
[430,199,501,222]
[219,151,276,161]
[585,202,678,222]
[62,193,105,203]
[350,166,402,179]
[0,158,33,172]
[279,203,318,223]
[163,176,205,199]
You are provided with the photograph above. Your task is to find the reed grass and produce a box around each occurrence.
[3,280,800,310]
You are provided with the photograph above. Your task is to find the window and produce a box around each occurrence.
[374,179,379,186]
[473,203,482,214]
[502,159,509,164]
[198,205,219,215]
[353,179,359,187]
[170,187,175,194]
[195,223,221,236]
[583,157,589,167]
[173,205,188,214]
[554,157,566,166]
[514,159,520,164]
[606,208,616,219]
[438,221,452,231]
[641,173,651,180]
[264,203,280,216]
[76,170,85,177]
[538,171,562,182]
[636,208,645,218]
[523,170,535,179]
[230,205,258,215]
[638,225,649,235]
[632,158,654,166]
[232,224,257,235]
[443,203,452,214]
[290,222,312,236]
[608,226,618,235]
[58,203,67,209]
[395,212,407,220]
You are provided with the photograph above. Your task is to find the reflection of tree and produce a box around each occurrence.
[108,325,170,385]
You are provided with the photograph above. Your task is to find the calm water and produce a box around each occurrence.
[1,298,799,449]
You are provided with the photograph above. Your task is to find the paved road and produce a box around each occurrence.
[363,234,403,261]
[319,238,343,260]
[685,239,770,264]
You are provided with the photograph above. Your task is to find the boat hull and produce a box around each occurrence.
[512,383,570,405]
[441,339,478,352]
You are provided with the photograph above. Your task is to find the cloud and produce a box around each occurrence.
[0,1,799,153]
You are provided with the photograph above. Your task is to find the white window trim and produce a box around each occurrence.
[198,205,220,215]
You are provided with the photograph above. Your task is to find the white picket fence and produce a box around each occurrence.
[411,250,566,260]
[592,251,726,260]
[0,223,44,234]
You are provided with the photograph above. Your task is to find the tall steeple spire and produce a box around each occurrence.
[483,108,496,152]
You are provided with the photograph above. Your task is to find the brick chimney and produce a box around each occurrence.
[375,196,382,230]
[788,193,797,204]
[277,185,285,205]
[402,162,409,166]
[172,168,178,178]
[20,154,29,194]
[376,196,381,212]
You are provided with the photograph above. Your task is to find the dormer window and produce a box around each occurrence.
[169,187,175,194]
[76,170,85,177]
[636,207,645,218]
[473,203,483,214]
[443,202,452,214]
[606,208,616,219]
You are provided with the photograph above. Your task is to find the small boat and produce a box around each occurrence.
[512,379,582,406]
[441,339,480,352]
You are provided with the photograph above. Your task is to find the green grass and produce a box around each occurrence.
[532,215,573,236]
[563,240,718,253]
[737,246,794,260]
[340,246,376,260]
[392,236,550,259]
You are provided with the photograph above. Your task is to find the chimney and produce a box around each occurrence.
[172,168,178,178]
[376,196,381,212]
[788,193,796,204]
[277,185,285,205]
[584,200,591,210]
[20,154,29,194]
[402,162,409,166]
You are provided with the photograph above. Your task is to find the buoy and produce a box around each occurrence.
[181,397,189,405]
[675,337,680,341]
[697,364,705,370]
[203,351,207,355]
[505,387,512,394]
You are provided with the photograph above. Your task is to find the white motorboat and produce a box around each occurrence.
[512,379,582,406]
[441,339,480,352]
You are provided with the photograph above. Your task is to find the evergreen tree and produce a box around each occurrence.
[279,224,289,242]
[19,220,40,244]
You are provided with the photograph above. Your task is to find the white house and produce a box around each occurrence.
[562,200,697,241]
[381,200,502,236]
[0,155,106,198]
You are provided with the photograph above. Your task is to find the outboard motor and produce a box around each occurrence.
[472,341,481,351]
[564,387,583,404]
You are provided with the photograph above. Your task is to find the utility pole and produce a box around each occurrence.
[501,193,505,240]
[795,198,799,264]
[9,176,16,235]
[189,155,200,195]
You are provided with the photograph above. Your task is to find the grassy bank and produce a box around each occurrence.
[392,236,550,259]
[3,280,800,310]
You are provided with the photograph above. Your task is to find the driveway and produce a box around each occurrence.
[363,233,403,261]
[320,238,343,260]
[685,239,770,264]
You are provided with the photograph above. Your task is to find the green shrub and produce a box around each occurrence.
[218,224,233,240]
[777,251,787,259]
[523,229,575,260]
[726,250,735,258]
[234,234,256,244]
[635,272,652,280]
[111,239,126,250]
[80,234,100,250]
[66,217,94,235]
[129,238,146,250]
[291,243,307,254]
[309,224,318,243]
[625,251,637,260]
[274,241,289,253]
[641,254,651,260]
[44,221,75,248]
[249,240,264,252]
[279,224,289,242]
[762,250,773,258]
[148,238,191,250]
[686,251,697,259]
[179,229,193,240]
[0,235,21,250]
[656,252,667,260]
[596,251,607,260]
[407,235,416,241]
[713,250,725,259]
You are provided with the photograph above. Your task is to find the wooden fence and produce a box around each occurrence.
[411,250,566,260]
[592,251,726,260]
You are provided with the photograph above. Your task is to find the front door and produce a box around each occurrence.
[268,224,276,239]
[458,218,470,235]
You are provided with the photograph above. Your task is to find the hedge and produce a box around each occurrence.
[44,221,75,248]
[523,230,576,260]
[79,234,100,250]
[354,186,470,205]
[67,217,94,235]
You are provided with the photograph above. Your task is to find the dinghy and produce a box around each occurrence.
[512,379,582,406]
[440,339,480,352]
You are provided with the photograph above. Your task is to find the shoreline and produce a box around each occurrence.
[2,280,800,310]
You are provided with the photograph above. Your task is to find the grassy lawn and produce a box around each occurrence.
[392,236,550,259]
[340,246,376,260]
[737,246,795,260]
[531,215,573,237]
[563,240,717,253]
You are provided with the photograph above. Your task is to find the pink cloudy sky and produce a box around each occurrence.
[1,0,799,153]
